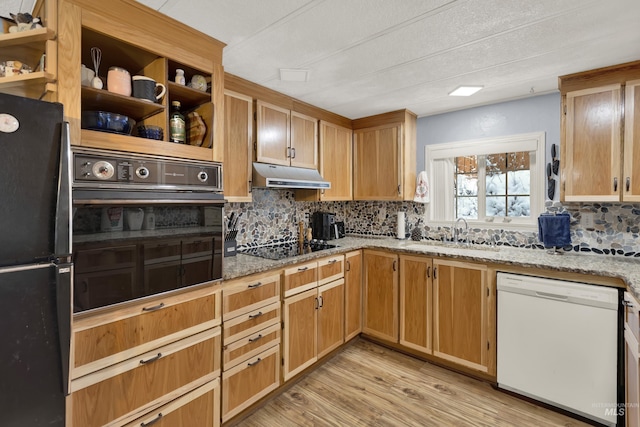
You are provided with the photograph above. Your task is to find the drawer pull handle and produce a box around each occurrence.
[140,413,163,427]
[327,259,337,264]
[247,357,262,367]
[140,353,162,365]
[248,282,263,289]
[297,267,309,272]
[142,302,165,312]
[248,334,263,343]
[623,300,633,307]
[249,311,263,319]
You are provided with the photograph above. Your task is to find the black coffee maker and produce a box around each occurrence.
[311,212,337,241]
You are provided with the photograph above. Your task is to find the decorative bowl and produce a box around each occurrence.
[81,111,135,135]
[136,124,163,141]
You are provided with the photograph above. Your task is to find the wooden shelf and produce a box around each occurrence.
[0,27,55,48]
[168,81,211,109]
[0,71,55,97]
[81,129,213,162]
[81,86,165,121]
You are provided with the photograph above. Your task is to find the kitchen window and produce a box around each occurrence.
[425,132,545,231]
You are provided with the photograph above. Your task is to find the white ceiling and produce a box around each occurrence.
[4,0,640,119]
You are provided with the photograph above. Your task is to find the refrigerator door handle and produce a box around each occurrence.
[56,262,72,396]
[54,121,72,259]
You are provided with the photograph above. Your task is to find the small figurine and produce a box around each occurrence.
[7,13,42,33]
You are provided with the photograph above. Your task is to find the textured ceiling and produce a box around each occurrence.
[4,0,640,119]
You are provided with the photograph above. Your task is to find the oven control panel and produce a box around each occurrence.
[72,149,222,191]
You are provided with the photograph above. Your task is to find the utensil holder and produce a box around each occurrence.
[224,230,238,257]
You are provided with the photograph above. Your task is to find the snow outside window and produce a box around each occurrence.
[425,132,545,231]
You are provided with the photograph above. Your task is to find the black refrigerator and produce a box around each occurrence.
[0,93,72,426]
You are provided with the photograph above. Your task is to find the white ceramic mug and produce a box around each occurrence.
[107,66,131,96]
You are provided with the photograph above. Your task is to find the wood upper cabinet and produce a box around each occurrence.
[320,120,353,200]
[560,60,640,202]
[256,101,290,166]
[624,80,640,201]
[344,250,363,341]
[57,0,225,162]
[291,111,319,169]
[399,255,432,354]
[432,259,489,373]
[224,90,254,202]
[563,85,621,201]
[256,100,318,169]
[352,109,416,201]
[362,250,398,342]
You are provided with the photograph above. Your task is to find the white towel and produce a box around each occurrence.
[413,171,430,203]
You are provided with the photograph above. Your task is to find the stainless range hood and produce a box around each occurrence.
[252,163,331,190]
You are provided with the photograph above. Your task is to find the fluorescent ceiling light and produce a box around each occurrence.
[280,68,310,82]
[449,85,484,96]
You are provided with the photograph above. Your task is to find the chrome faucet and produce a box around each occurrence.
[453,217,468,244]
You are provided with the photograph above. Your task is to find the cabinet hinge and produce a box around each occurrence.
[281,321,285,330]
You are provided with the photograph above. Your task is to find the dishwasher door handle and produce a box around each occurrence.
[535,291,569,301]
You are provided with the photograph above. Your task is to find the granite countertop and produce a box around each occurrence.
[223,236,640,300]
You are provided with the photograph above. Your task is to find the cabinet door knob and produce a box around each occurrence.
[614,177,618,192]
[433,267,438,279]
[393,260,397,271]
[627,177,631,192]
[426,266,431,279]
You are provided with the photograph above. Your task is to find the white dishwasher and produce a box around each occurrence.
[497,272,620,426]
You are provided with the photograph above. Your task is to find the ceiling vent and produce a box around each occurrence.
[279,68,310,82]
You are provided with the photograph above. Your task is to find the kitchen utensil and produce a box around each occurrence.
[551,144,559,175]
[547,163,555,200]
[82,110,136,135]
[90,47,103,89]
[107,66,131,96]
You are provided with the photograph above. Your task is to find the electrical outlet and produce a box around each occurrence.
[581,212,595,229]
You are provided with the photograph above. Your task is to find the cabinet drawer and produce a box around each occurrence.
[123,378,220,427]
[318,255,344,285]
[75,244,137,272]
[626,291,640,342]
[72,284,221,379]
[223,273,281,320]
[223,323,281,371]
[223,301,280,345]
[283,261,318,297]
[71,328,221,427]
[222,344,280,422]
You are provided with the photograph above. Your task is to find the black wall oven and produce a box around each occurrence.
[71,148,224,313]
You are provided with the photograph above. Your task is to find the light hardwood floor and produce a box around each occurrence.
[232,339,591,427]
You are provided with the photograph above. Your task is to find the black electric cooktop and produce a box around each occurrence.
[238,241,337,260]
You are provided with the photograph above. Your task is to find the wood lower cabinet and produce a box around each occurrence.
[399,254,432,353]
[221,271,282,423]
[72,284,221,379]
[123,379,220,427]
[222,345,280,422]
[71,328,221,427]
[625,291,640,427]
[224,90,253,202]
[362,250,398,342]
[283,288,318,380]
[317,279,345,358]
[344,250,363,341]
[432,259,490,373]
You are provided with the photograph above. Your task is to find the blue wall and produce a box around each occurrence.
[415,92,561,174]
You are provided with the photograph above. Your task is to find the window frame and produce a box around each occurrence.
[424,132,546,231]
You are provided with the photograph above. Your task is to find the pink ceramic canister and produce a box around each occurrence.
[107,66,131,96]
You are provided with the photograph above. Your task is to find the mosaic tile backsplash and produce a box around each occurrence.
[226,189,640,257]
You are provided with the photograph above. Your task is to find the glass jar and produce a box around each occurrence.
[175,69,185,85]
